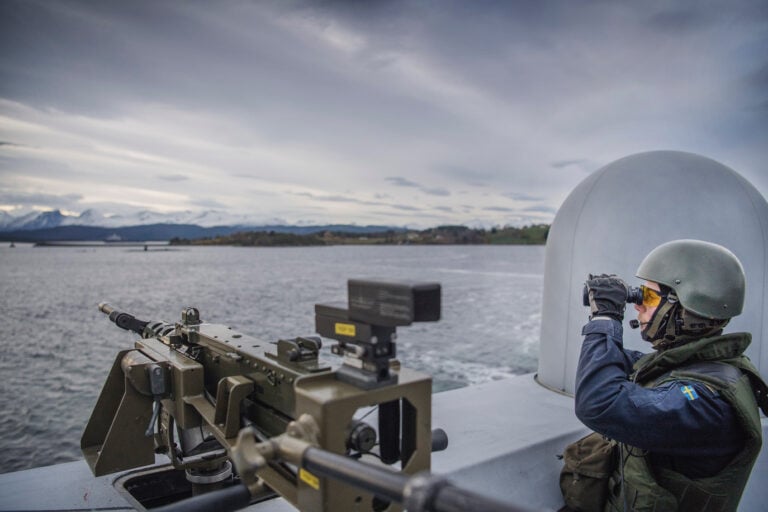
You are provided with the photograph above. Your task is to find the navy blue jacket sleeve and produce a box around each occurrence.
[574,318,742,457]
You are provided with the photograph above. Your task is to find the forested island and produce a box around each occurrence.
[170,224,549,247]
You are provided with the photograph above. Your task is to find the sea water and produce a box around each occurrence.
[0,244,543,473]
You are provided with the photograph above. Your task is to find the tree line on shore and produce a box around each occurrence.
[170,224,550,247]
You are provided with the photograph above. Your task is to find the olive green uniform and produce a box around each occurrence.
[605,333,768,512]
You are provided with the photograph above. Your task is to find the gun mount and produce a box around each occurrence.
[82,280,443,512]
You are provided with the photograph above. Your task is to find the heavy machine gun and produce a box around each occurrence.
[82,279,537,512]
[83,280,438,510]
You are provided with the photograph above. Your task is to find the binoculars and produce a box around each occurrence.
[582,284,643,306]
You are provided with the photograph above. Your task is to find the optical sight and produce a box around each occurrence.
[347,279,441,326]
[315,279,441,389]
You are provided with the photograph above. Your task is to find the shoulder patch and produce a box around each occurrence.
[680,385,699,401]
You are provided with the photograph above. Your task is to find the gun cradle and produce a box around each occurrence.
[82,312,434,512]
[81,349,158,476]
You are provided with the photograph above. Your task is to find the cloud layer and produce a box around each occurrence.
[1,0,766,227]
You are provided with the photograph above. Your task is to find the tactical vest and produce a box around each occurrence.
[604,333,768,512]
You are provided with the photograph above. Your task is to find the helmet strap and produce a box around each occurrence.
[641,294,677,348]
[642,292,728,350]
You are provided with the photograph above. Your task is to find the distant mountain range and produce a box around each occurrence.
[0,209,405,242]
[0,208,293,231]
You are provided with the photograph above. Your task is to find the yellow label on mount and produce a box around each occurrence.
[299,468,320,490]
[335,323,356,337]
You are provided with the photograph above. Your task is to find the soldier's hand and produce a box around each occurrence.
[585,274,627,321]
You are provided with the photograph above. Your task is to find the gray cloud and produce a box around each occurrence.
[292,191,384,206]
[0,0,766,227]
[0,190,83,208]
[386,177,420,188]
[386,176,451,196]
[291,192,429,215]
[157,174,189,182]
[194,198,228,209]
[391,204,423,212]
[434,165,495,187]
[646,7,712,32]
[422,187,450,197]
[550,159,588,169]
[524,205,558,214]
[503,192,543,202]
[746,62,768,91]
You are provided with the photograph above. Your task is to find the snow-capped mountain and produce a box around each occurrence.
[2,210,68,231]
[0,209,268,231]
[0,210,14,226]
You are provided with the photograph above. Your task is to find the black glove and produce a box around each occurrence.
[585,273,627,321]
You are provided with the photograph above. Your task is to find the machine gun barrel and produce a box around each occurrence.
[302,447,545,512]
[153,444,545,512]
[98,302,150,336]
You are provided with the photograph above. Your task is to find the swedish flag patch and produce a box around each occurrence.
[681,385,699,401]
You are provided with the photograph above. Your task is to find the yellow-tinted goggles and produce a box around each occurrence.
[640,285,664,307]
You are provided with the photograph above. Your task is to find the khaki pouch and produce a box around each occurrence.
[559,432,617,512]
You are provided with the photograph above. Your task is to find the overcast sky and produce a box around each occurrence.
[1,0,766,228]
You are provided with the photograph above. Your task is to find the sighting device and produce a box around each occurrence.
[82,280,447,511]
[316,279,440,389]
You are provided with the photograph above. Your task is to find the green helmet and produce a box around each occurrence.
[636,239,745,319]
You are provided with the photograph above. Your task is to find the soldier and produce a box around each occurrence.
[575,239,767,511]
